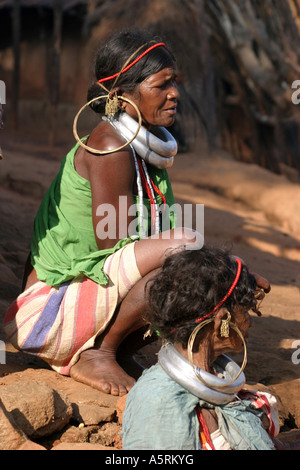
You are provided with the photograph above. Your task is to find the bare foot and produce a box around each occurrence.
[70,348,138,396]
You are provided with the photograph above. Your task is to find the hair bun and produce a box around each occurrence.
[87,83,106,114]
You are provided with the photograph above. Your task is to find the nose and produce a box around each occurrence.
[167,82,179,101]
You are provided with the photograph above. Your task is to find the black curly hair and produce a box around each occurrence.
[145,246,259,346]
[87,28,176,114]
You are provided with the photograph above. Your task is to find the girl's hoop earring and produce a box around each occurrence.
[72,95,142,155]
[187,319,247,391]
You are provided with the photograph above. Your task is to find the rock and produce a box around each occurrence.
[296,274,300,294]
[0,398,46,450]
[55,421,122,450]
[0,261,21,300]
[53,424,98,445]
[116,394,127,425]
[72,402,116,426]
[269,380,300,429]
[52,442,113,450]
[0,262,19,284]
[278,429,300,444]
[17,441,47,450]
[0,369,122,433]
[0,398,28,450]
[89,423,122,449]
[0,150,60,199]
[0,380,73,438]
[0,280,20,300]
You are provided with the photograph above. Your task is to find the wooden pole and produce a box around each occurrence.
[195,0,218,148]
[49,0,62,146]
[12,0,21,130]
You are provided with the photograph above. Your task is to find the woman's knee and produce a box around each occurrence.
[166,227,204,250]
[134,227,203,277]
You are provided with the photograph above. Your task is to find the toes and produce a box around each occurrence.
[110,384,121,396]
[109,383,127,396]
[70,354,135,396]
[126,383,134,394]
[99,382,112,394]
[108,381,132,396]
[119,385,129,396]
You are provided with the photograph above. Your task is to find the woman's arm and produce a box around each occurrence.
[84,123,137,250]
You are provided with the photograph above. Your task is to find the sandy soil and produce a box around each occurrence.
[0,129,299,445]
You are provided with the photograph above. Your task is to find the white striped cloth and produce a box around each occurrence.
[4,242,141,375]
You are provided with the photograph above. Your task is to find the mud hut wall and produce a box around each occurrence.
[0,0,212,149]
[0,0,300,177]
[0,3,92,131]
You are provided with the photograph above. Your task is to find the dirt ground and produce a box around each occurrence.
[0,127,299,448]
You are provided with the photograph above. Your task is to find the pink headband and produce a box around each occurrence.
[195,257,242,323]
[98,42,166,84]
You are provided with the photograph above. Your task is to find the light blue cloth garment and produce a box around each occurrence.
[214,400,275,450]
[123,364,200,450]
[122,364,276,450]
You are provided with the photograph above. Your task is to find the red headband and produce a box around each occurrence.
[195,257,242,323]
[98,42,166,84]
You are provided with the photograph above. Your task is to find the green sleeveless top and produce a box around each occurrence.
[31,141,176,287]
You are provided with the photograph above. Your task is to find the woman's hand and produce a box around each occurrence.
[233,256,271,298]
[251,271,271,300]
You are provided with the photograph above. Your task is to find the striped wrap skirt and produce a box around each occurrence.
[4,242,142,375]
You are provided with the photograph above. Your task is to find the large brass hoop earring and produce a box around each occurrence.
[187,319,247,390]
[72,95,142,155]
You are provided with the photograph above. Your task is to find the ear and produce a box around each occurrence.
[213,307,231,334]
[117,89,132,112]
